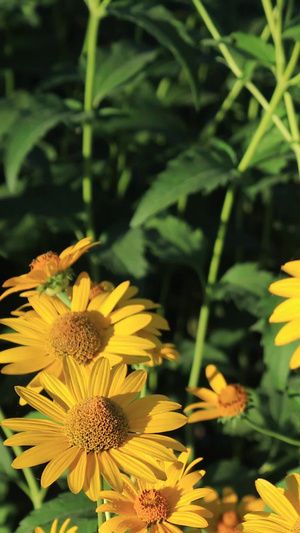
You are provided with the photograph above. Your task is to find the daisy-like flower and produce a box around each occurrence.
[96,449,213,533]
[0,272,169,394]
[0,237,98,300]
[35,518,77,533]
[184,365,248,422]
[269,260,300,369]
[238,473,300,533]
[203,487,264,533]
[2,357,187,501]
[146,343,180,367]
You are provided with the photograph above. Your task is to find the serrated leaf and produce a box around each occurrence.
[145,215,205,273]
[131,147,234,227]
[108,3,200,107]
[94,41,158,105]
[15,492,95,533]
[4,94,69,192]
[98,227,149,279]
[232,32,276,63]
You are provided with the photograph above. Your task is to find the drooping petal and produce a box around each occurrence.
[67,449,87,494]
[205,365,227,393]
[41,447,80,487]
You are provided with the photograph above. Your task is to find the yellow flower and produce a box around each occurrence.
[2,357,187,501]
[0,237,98,299]
[0,272,169,394]
[96,449,213,533]
[238,473,300,533]
[203,487,264,533]
[145,343,180,367]
[185,365,248,422]
[269,260,300,369]
[35,518,77,533]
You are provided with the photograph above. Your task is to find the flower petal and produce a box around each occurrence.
[41,447,80,487]
[67,449,87,494]
[71,272,91,312]
[205,365,227,393]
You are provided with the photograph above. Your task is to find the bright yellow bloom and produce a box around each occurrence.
[185,365,248,422]
[203,487,264,533]
[145,343,180,367]
[2,357,187,501]
[0,237,98,300]
[35,518,77,533]
[96,449,213,533]
[238,473,300,533]
[0,272,169,394]
[269,260,300,369]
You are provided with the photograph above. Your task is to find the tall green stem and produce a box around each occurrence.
[0,408,45,509]
[244,417,300,446]
[82,9,100,243]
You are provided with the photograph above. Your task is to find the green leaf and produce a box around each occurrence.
[145,215,205,273]
[0,437,17,480]
[4,94,69,192]
[131,147,234,227]
[97,227,149,279]
[94,41,158,105]
[15,492,95,533]
[283,24,300,42]
[262,322,296,391]
[231,32,276,64]
[108,3,200,107]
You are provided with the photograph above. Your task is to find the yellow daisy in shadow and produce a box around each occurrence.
[35,518,77,533]
[96,449,213,533]
[184,365,248,422]
[2,357,187,501]
[0,237,98,300]
[145,343,180,367]
[238,473,300,533]
[203,487,264,532]
[0,272,169,394]
[269,260,300,369]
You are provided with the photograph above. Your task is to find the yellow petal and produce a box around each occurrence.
[168,509,208,528]
[67,449,87,494]
[290,345,300,369]
[270,298,300,323]
[63,357,87,403]
[188,409,220,423]
[88,357,110,397]
[83,452,102,501]
[12,439,70,468]
[282,261,300,277]
[109,305,145,325]
[275,319,300,345]
[41,447,80,487]
[15,386,66,424]
[255,478,298,521]
[98,282,130,317]
[122,436,176,462]
[205,365,227,393]
[29,293,60,324]
[2,356,52,375]
[186,387,218,404]
[113,314,152,335]
[39,372,75,410]
[109,448,165,482]
[0,346,46,364]
[269,278,300,298]
[71,272,91,312]
[108,364,128,396]
[129,412,186,433]
[1,418,61,432]
[100,451,123,492]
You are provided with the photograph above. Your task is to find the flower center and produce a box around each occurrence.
[217,511,240,533]
[64,396,129,452]
[30,252,60,273]
[134,489,169,524]
[48,312,102,365]
[217,384,248,417]
[292,517,300,533]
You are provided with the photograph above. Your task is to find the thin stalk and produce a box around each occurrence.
[284,91,300,173]
[0,408,44,509]
[244,417,300,447]
[97,494,105,529]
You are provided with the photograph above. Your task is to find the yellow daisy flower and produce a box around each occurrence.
[0,237,98,300]
[203,487,264,533]
[2,357,187,501]
[184,365,248,422]
[0,272,169,394]
[269,260,300,369]
[96,449,213,533]
[35,518,77,533]
[238,473,300,533]
[145,343,180,367]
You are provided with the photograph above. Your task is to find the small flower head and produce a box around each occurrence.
[269,260,300,369]
[35,518,78,533]
[203,487,264,533]
[185,365,248,422]
[145,343,180,367]
[0,237,98,300]
[238,473,300,533]
[96,449,213,533]
[2,357,186,501]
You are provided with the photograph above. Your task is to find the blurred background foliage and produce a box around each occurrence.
[1,0,300,531]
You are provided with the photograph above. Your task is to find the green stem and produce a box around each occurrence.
[244,417,300,447]
[97,494,105,529]
[56,291,71,308]
[284,91,300,174]
[82,8,100,243]
[0,408,45,509]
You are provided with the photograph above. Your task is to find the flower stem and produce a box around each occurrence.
[244,417,300,447]
[97,495,105,530]
[0,408,45,509]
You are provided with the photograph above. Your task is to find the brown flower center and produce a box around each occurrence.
[48,312,102,365]
[134,489,169,524]
[217,384,248,417]
[292,517,300,533]
[217,511,240,533]
[64,396,129,452]
[30,252,60,272]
